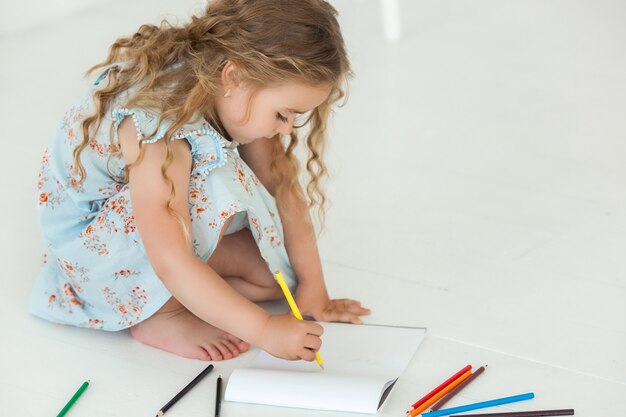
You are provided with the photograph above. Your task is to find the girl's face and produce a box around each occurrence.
[215,80,332,144]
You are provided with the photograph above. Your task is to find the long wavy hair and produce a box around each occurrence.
[74,0,351,240]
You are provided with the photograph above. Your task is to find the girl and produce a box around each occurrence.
[31,0,370,362]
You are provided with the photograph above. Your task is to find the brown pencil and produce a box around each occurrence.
[449,409,574,417]
[429,365,487,411]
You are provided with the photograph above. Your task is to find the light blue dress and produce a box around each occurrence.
[30,65,296,330]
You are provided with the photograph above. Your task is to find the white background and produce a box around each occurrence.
[0,0,624,416]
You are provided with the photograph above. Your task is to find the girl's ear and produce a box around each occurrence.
[221,61,240,90]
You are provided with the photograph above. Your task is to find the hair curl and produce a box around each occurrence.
[74,0,351,240]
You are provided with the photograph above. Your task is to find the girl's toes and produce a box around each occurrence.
[221,340,240,357]
[195,346,211,361]
[227,336,250,352]
[215,342,233,359]
[204,344,223,361]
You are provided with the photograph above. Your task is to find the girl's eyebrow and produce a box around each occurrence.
[287,108,306,114]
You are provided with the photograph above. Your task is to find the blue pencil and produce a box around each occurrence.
[421,392,535,417]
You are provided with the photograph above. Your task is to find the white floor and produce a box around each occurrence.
[1,0,625,416]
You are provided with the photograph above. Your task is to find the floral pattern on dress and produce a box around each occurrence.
[61,102,89,146]
[66,163,85,193]
[81,318,105,329]
[114,269,141,280]
[103,190,138,235]
[232,155,260,195]
[189,172,213,221]
[31,66,297,331]
[56,258,90,286]
[79,187,139,253]
[98,181,123,198]
[89,140,120,159]
[46,283,85,314]
[38,148,68,209]
[81,233,110,256]
[262,225,283,248]
[103,285,148,327]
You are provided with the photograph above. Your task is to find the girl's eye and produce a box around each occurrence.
[276,112,289,123]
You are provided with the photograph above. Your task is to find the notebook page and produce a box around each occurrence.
[225,370,386,413]
[225,323,426,413]
[252,322,426,379]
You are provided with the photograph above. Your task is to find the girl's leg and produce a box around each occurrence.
[130,219,283,361]
[129,296,250,361]
[206,227,284,302]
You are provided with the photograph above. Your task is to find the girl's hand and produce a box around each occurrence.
[296,281,371,324]
[258,314,323,361]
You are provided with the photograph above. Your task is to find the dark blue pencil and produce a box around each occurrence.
[215,375,223,417]
[156,364,214,417]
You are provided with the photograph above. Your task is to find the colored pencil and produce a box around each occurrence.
[215,375,223,417]
[430,365,487,411]
[275,271,324,370]
[422,392,535,417]
[409,370,472,417]
[56,380,90,417]
[408,364,472,411]
[156,364,214,417]
[449,409,574,417]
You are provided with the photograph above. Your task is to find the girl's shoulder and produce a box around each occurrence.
[93,62,236,175]
[112,108,234,175]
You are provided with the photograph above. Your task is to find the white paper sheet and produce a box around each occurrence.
[225,323,426,414]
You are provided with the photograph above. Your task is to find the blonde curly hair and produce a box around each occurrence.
[73,0,351,239]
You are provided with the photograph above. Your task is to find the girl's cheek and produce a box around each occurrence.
[258,118,273,137]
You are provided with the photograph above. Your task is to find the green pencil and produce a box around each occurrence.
[56,380,90,417]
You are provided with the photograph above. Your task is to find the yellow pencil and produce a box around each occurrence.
[274,271,324,370]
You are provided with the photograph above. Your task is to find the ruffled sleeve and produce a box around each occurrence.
[111,107,172,144]
[111,106,231,175]
[176,126,230,175]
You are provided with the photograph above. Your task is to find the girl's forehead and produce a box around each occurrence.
[258,82,332,108]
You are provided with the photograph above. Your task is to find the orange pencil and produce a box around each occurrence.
[409,370,472,417]
[408,364,472,411]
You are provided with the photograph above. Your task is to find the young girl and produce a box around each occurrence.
[31,0,370,362]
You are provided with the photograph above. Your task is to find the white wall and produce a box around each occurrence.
[0,0,102,36]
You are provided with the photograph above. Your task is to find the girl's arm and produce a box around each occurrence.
[117,117,322,361]
[238,138,371,323]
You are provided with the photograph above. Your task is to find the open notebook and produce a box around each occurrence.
[225,322,426,414]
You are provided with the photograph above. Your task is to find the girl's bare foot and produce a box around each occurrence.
[130,297,250,360]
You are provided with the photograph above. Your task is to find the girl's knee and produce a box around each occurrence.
[264,284,284,300]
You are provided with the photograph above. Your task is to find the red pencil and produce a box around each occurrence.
[409,364,472,411]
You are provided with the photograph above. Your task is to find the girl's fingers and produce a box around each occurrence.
[332,299,369,311]
[322,308,362,324]
[304,334,322,351]
[299,347,316,362]
[314,299,371,323]
[304,321,324,336]
[341,311,362,324]
[356,306,371,315]
[330,300,371,316]
[346,303,370,314]
[333,298,360,305]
